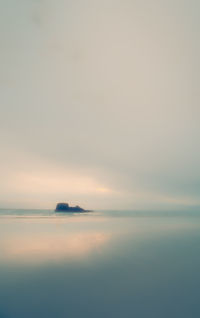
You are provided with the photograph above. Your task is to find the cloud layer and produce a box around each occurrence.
[0,0,200,209]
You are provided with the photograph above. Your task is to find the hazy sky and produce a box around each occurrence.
[0,0,200,209]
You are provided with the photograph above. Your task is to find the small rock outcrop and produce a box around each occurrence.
[55,202,90,212]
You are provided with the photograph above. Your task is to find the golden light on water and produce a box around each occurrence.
[1,214,199,266]
[2,231,110,264]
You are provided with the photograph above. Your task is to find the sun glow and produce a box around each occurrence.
[96,187,111,193]
[12,167,113,197]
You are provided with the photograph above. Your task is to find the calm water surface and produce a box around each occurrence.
[0,209,200,318]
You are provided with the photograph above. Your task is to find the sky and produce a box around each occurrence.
[0,0,200,210]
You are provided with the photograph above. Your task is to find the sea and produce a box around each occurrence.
[0,208,200,318]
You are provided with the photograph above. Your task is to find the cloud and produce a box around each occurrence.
[0,0,200,209]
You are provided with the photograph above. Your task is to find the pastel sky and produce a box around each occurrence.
[0,0,200,209]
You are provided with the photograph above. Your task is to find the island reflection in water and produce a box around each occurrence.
[0,210,200,318]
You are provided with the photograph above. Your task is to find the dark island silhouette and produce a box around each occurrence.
[55,202,91,212]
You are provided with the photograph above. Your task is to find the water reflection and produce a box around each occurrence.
[0,212,200,318]
[0,213,200,266]
[1,232,110,264]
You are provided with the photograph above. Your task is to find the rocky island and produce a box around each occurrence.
[55,202,91,212]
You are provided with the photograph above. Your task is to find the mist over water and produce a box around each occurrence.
[0,209,200,318]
